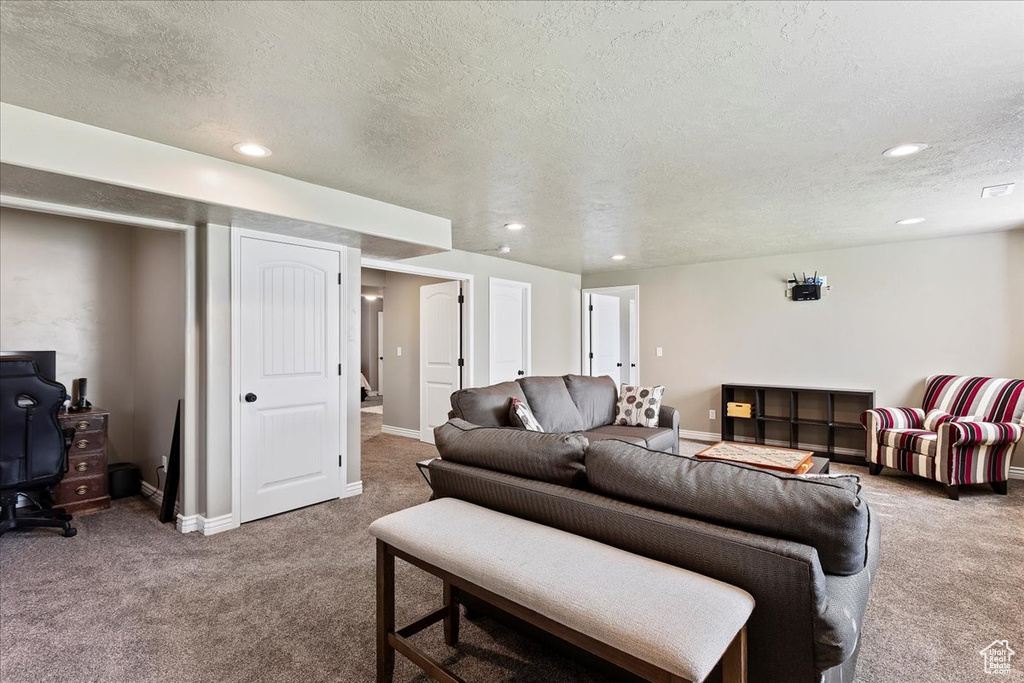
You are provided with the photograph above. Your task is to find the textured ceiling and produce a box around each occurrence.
[1,1,1022,274]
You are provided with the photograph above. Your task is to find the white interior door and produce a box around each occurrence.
[239,236,342,523]
[489,278,531,384]
[589,293,621,381]
[377,310,384,394]
[420,281,462,444]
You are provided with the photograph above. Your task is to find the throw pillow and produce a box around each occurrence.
[614,384,665,428]
[509,397,544,432]
[923,409,953,431]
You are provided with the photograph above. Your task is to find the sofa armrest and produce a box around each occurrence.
[860,407,924,431]
[943,420,1024,446]
[659,404,680,433]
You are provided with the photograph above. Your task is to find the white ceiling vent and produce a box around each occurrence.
[981,183,1015,198]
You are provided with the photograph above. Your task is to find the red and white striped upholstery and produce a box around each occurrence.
[862,375,1024,488]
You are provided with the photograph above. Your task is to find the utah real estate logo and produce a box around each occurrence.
[980,640,1015,675]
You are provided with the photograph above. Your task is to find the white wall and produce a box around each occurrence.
[583,230,1024,463]
[0,208,136,463]
[131,229,186,488]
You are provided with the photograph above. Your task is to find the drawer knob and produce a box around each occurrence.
[75,439,90,449]
[76,420,90,430]
[75,485,89,496]
[75,462,89,472]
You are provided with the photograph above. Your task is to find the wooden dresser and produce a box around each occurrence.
[57,407,111,515]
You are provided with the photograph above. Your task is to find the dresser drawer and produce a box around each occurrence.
[56,473,108,503]
[66,452,105,480]
[67,432,106,455]
[60,413,108,435]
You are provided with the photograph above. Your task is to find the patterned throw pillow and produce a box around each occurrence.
[614,385,666,428]
[923,409,983,431]
[509,397,544,432]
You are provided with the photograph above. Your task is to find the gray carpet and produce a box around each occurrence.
[1,414,1021,683]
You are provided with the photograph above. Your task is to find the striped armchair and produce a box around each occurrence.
[862,375,1023,500]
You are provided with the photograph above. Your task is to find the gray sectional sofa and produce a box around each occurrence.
[448,374,681,453]
[429,421,878,683]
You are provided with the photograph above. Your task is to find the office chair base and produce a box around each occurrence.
[0,501,76,538]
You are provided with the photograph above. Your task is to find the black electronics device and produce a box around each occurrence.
[72,377,91,411]
[108,462,141,499]
[792,283,822,301]
[0,350,56,381]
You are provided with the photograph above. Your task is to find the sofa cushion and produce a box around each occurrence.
[518,376,586,433]
[878,428,937,457]
[434,418,588,487]
[585,426,677,453]
[449,381,527,427]
[563,374,618,430]
[585,440,871,575]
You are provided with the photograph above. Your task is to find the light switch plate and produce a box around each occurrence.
[397,347,402,356]
[709,409,716,420]
[656,347,663,357]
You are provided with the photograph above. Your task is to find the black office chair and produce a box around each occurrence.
[0,356,76,537]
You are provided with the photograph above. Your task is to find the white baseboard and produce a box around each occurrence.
[176,513,199,533]
[381,425,421,440]
[677,429,864,457]
[1010,467,1024,481]
[197,513,236,535]
[141,480,182,517]
[343,480,363,498]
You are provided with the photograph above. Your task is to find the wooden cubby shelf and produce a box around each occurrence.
[721,383,875,465]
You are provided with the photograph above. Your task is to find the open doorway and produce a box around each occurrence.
[581,285,640,386]
[359,261,473,445]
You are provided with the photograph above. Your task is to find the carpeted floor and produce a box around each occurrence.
[1,414,1021,682]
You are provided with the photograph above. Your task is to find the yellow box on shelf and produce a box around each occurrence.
[726,402,752,418]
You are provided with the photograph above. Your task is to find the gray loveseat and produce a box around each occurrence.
[448,374,681,453]
[428,421,879,683]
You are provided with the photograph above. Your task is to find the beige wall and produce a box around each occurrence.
[380,271,449,431]
[131,229,186,488]
[0,208,186,480]
[583,230,1024,463]
[1,208,136,463]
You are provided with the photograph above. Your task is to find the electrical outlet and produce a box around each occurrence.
[656,347,663,357]
[709,409,717,420]
[161,456,168,470]
[397,346,402,356]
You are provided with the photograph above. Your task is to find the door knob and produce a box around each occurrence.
[244,393,258,403]
[616,363,623,367]
[630,363,636,368]
[517,370,525,376]
[379,357,383,361]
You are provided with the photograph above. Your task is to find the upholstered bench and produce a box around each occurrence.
[369,498,754,683]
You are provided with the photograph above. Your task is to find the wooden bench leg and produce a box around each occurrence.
[443,581,460,646]
[376,540,395,683]
[720,626,747,683]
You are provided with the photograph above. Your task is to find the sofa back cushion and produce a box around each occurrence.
[518,376,586,433]
[563,374,618,430]
[585,440,871,575]
[923,375,1024,423]
[449,381,528,427]
[434,419,588,487]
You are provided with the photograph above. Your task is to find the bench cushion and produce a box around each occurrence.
[585,440,871,576]
[370,498,754,683]
[434,419,588,487]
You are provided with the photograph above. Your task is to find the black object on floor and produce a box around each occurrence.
[108,462,141,499]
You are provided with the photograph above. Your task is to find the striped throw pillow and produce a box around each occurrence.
[923,409,953,431]
[509,397,544,432]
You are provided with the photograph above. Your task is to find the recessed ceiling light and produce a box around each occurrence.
[611,254,626,261]
[981,183,1015,198]
[363,295,378,301]
[895,217,926,225]
[882,143,927,158]
[233,142,272,157]
[505,223,525,231]
[498,245,512,254]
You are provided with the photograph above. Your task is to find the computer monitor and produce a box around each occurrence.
[0,350,57,382]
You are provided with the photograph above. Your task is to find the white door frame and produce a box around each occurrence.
[360,258,475,392]
[488,277,531,383]
[376,310,384,395]
[0,196,199,533]
[581,285,640,384]
[232,228,349,528]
